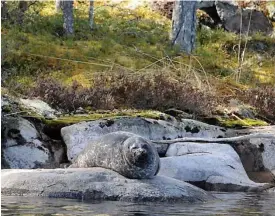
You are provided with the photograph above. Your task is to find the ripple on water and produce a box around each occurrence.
[1,192,275,216]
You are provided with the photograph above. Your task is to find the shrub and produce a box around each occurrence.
[30,72,218,115]
[29,77,116,112]
[242,86,275,121]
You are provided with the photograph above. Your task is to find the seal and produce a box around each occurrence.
[69,131,160,179]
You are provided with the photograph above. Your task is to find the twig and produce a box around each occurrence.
[230,113,250,126]
[238,9,252,81]
[132,45,159,61]
[85,56,135,72]
[152,133,275,144]
[136,57,166,72]
[236,7,243,82]
[4,111,28,117]
[164,51,178,71]
[191,55,210,89]
[26,53,112,68]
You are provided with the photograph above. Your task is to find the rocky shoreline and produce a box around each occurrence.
[1,96,275,202]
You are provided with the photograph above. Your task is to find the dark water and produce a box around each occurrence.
[2,193,275,216]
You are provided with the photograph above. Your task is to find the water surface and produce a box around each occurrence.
[2,192,275,216]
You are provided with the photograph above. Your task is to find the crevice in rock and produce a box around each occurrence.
[199,6,222,27]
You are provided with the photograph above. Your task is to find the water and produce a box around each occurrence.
[2,192,275,216]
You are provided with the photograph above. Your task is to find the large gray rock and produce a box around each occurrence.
[1,116,64,169]
[61,117,225,161]
[231,126,275,183]
[20,98,58,119]
[197,1,215,9]
[250,138,275,172]
[159,142,272,192]
[266,1,275,21]
[224,9,273,35]
[1,168,215,202]
[215,1,238,22]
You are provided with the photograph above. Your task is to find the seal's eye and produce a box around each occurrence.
[141,144,148,149]
[130,146,139,151]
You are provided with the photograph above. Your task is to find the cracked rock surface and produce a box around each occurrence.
[159,142,272,192]
[1,168,215,202]
[61,117,225,161]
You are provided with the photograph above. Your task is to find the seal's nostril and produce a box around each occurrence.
[140,149,146,154]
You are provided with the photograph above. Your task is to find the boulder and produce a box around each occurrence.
[1,94,21,115]
[215,1,238,22]
[1,116,65,169]
[231,126,275,183]
[249,138,275,173]
[226,99,257,119]
[61,117,225,161]
[20,98,58,119]
[224,10,273,35]
[1,168,215,202]
[197,1,215,9]
[150,1,215,19]
[159,142,272,192]
[266,1,275,21]
[150,0,274,34]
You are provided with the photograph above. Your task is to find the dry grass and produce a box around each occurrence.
[30,71,217,115]
[242,86,275,121]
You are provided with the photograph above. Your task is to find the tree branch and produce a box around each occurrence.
[152,133,275,144]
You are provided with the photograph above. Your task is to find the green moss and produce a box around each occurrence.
[43,110,164,127]
[2,1,274,120]
[220,118,268,128]
[2,105,12,113]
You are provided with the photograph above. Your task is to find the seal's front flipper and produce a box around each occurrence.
[155,162,160,176]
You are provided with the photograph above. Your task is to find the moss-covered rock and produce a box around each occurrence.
[220,118,268,128]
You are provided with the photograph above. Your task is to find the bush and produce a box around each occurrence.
[30,72,218,115]
[243,86,275,121]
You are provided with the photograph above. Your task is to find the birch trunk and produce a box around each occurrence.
[55,0,62,12]
[89,0,94,30]
[1,1,8,21]
[171,1,197,54]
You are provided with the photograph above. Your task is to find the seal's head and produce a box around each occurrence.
[123,136,157,169]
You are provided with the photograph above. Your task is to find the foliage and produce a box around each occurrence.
[242,86,275,121]
[30,72,217,116]
[1,1,275,123]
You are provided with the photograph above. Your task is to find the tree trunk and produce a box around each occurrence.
[1,1,8,21]
[17,1,28,25]
[61,0,74,35]
[89,0,94,30]
[171,1,197,54]
[55,0,62,12]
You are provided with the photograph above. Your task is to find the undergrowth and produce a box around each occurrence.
[1,1,275,121]
[30,72,217,116]
[243,86,275,121]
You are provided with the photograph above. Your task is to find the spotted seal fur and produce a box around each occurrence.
[69,131,160,179]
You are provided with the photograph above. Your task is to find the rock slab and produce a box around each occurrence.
[231,126,275,183]
[1,168,215,202]
[1,117,50,169]
[1,116,65,169]
[160,142,271,192]
[61,117,225,161]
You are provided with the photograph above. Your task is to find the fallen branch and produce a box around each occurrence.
[4,111,28,117]
[152,133,275,144]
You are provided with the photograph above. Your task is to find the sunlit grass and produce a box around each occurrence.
[2,1,274,101]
